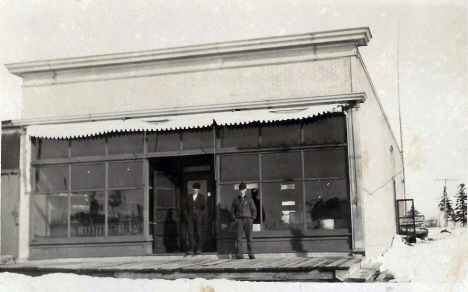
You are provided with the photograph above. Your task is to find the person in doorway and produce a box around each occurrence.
[231,182,257,259]
[181,182,207,255]
[251,188,265,224]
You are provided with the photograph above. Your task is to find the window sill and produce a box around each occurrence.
[30,235,151,246]
[216,228,351,239]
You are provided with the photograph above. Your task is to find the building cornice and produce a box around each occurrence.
[6,27,371,77]
[11,93,367,126]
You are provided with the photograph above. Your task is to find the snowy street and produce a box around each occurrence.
[375,227,468,284]
[0,227,466,292]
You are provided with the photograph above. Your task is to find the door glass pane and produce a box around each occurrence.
[71,136,106,157]
[70,191,106,237]
[220,154,259,182]
[108,189,144,236]
[71,164,105,190]
[261,152,302,181]
[182,128,214,151]
[35,138,69,160]
[304,149,347,179]
[303,115,346,144]
[221,125,259,149]
[261,122,301,147]
[262,182,303,231]
[147,131,180,153]
[305,179,350,230]
[108,161,143,189]
[33,194,69,238]
[35,166,68,193]
[108,132,144,155]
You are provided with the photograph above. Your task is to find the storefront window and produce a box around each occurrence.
[70,192,106,237]
[35,138,69,160]
[182,128,214,151]
[220,154,259,182]
[107,189,144,236]
[108,161,143,189]
[71,163,106,191]
[261,152,302,181]
[35,166,68,193]
[303,115,346,144]
[71,136,106,157]
[261,123,301,147]
[218,184,243,234]
[262,182,303,230]
[305,179,350,230]
[303,149,347,179]
[221,125,259,149]
[147,131,180,152]
[108,132,144,155]
[33,194,69,238]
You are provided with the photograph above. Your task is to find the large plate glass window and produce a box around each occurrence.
[108,132,144,155]
[70,191,106,237]
[107,189,144,236]
[71,136,106,157]
[34,138,69,160]
[34,166,69,193]
[33,194,69,238]
[71,164,106,191]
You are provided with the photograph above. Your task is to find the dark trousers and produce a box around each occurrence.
[235,218,254,257]
[186,214,203,251]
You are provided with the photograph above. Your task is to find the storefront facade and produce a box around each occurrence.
[2,27,404,260]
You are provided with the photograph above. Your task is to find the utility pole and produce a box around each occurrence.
[435,179,457,233]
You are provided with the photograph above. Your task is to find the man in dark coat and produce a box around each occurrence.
[181,182,207,255]
[231,182,257,259]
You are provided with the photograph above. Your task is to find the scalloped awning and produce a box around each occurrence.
[27,103,344,139]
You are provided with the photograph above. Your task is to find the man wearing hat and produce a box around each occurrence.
[231,182,257,259]
[182,182,207,255]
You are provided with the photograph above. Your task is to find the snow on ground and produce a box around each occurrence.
[373,227,468,285]
[0,227,467,292]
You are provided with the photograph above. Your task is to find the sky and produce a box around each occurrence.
[0,0,467,220]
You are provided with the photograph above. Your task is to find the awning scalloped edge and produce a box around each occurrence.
[27,104,343,139]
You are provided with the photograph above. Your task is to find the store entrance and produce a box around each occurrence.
[149,155,215,254]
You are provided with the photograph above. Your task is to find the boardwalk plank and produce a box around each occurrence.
[280,258,310,268]
[292,258,323,268]
[323,258,350,269]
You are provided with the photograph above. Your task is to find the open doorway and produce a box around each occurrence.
[148,155,215,254]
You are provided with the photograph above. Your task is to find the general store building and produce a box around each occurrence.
[1,27,404,262]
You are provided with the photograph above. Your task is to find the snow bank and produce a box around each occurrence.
[376,227,468,284]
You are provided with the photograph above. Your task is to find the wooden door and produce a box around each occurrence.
[153,171,180,253]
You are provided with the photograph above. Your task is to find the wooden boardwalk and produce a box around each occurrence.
[0,255,372,282]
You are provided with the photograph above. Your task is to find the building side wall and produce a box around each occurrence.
[351,56,404,259]
[20,48,354,120]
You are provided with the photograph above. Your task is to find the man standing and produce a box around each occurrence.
[231,182,257,259]
[182,182,207,255]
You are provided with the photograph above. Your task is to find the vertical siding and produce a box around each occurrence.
[351,56,404,259]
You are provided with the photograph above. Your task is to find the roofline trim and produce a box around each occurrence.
[6,27,371,77]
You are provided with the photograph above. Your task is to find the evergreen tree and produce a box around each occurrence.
[439,193,455,224]
[407,205,423,217]
[455,183,467,227]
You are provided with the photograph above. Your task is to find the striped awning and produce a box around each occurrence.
[27,103,343,139]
